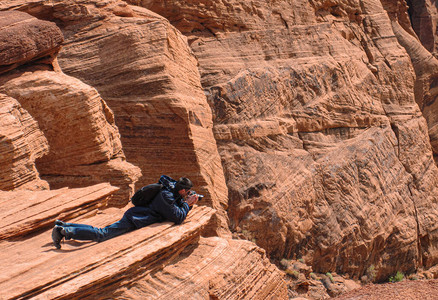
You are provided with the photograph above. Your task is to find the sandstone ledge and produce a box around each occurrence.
[0,183,118,240]
[0,205,214,299]
[116,236,288,299]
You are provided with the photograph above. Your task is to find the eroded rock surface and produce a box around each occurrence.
[1,0,438,298]
[0,70,141,205]
[0,183,118,239]
[115,237,287,299]
[0,10,63,74]
[137,0,438,281]
[0,200,286,300]
[0,94,49,190]
[26,0,230,233]
[0,3,289,300]
[407,0,438,54]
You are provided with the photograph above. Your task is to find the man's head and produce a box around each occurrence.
[175,177,193,197]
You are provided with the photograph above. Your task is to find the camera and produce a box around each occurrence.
[189,190,204,200]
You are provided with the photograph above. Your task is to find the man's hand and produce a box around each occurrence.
[186,193,199,207]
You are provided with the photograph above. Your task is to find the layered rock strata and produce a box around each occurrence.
[0,94,49,190]
[137,0,438,281]
[0,9,141,205]
[1,70,141,205]
[16,0,230,233]
[0,199,287,300]
[115,237,287,299]
[379,0,438,164]
[407,0,438,55]
[2,0,438,293]
[0,183,118,240]
[0,3,290,300]
[0,10,63,74]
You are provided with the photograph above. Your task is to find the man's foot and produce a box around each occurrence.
[54,219,65,226]
[51,226,64,249]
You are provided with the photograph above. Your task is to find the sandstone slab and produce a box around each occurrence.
[115,236,288,299]
[0,205,214,299]
[0,183,118,240]
[0,10,63,74]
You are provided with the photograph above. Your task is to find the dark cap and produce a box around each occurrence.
[174,177,193,191]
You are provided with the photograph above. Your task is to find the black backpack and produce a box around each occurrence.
[131,183,163,207]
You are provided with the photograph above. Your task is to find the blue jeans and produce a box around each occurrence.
[62,216,136,242]
[61,207,161,242]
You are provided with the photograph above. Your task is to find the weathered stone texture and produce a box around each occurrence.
[21,0,231,233]
[384,0,438,164]
[0,93,49,190]
[1,70,141,205]
[138,0,438,280]
[0,2,288,300]
[0,183,118,239]
[407,0,438,54]
[0,204,211,299]
[2,0,438,296]
[0,10,63,74]
[115,237,288,299]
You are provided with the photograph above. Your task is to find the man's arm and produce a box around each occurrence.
[156,190,190,224]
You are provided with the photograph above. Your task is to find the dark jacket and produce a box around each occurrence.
[123,176,191,228]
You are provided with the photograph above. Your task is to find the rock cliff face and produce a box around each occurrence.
[0,10,63,74]
[20,0,230,232]
[1,70,141,205]
[0,9,141,205]
[2,0,438,299]
[0,3,287,299]
[133,0,438,281]
[389,0,438,164]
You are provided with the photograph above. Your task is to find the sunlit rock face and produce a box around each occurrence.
[2,0,438,286]
[113,237,288,299]
[134,0,438,281]
[0,3,288,299]
[1,70,141,205]
[0,9,140,205]
[29,0,230,233]
[0,10,63,74]
[0,94,49,190]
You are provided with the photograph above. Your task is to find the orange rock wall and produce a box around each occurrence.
[0,94,49,190]
[136,0,438,280]
[0,9,140,205]
[39,0,231,232]
[2,0,438,286]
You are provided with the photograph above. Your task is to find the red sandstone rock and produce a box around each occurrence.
[383,0,438,164]
[0,205,213,299]
[407,0,438,54]
[138,0,438,281]
[1,70,141,205]
[0,93,49,190]
[115,237,288,299]
[24,0,230,234]
[2,0,438,299]
[0,183,118,239]
[0,10,63,74]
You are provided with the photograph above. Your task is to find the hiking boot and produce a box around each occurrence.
[54,219,65,226]
[51,226,64,249]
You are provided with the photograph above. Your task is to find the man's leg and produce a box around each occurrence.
[53,216,135,247]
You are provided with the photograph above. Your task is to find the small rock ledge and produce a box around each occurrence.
[0,185,215,299]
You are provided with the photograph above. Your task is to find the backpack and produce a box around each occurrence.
[131,183,163,207]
